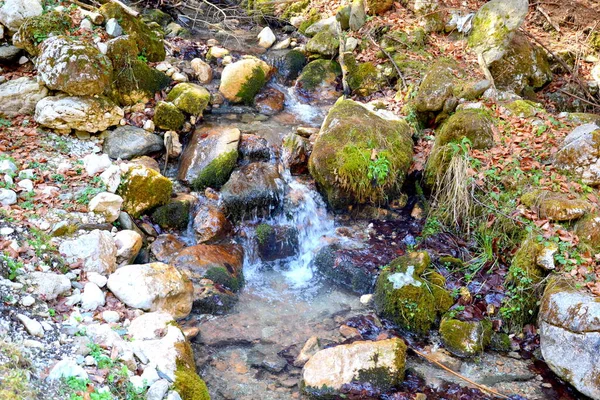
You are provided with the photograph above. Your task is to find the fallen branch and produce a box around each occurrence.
[536,5,560,33]
[68,0,96,11]
[367,34,407,90]
[410,346,510,399]
[557,88,600,109]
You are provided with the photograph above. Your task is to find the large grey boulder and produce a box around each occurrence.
[37,36,113,96]
[554,123,600,186]
[0,0,42,32]
[103,126,164,160]
[0,77,47,117]
[539,278,600,400]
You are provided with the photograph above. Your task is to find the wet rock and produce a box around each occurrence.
[314,244,375,294]
[306,30,339,57]
[539,277,600,400]
[554,123,600,185]
[166,82,210,115]
[254,87,285,115]
[255,224,299,261]
[309,98,412,209]
[265,49,306,83]
[26,271,71,300]
[190,58,213,84]
[114,229,143,266]
[193,203,231,243]
[221,162,285,221]
[0,0,43,32]
[283,133,310,175]
[192,278,238,314]
[117,164,172,218]
[374,252,453,335]
[439,318,492,357]
[107,262,194,319]
[59,229,117,275]
[153,101,185,131]
[296,59,342,102]
[238,133,272,163]
[303,338,406,396]
[178,126,240,190]
[103,126,164,160]
[81,282,106,311]
[294,336,321,367]
[150,234,187,263]
[171,243,244,293]
[219,57,271,104]
[89,192,123,222]
[152,197,192,230]
[37,36,112,96]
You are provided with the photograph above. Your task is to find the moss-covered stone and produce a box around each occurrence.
[191,150,238,190]
[413,58,462,117]
[154,101,185,131]
[141,9,173,29]
[504,99,545,118]
[367,0,393,15]
[246,0,276,17]
[166,83,211,115]
[99,2,166,62]
[297,59,341,91]
[219,58,270,104]
[374,252,452,335]
[489,332,512,352]
[521,190,590,221]
[118,165,173,218]
[13,11,71,56]
[336,5,351,30]
[343,53,382,96]
[282,0,310,20]
[174,358,210,400]
[575,213,600,251]
[309,98,413,209]
[152,200,191,230]
[298,11,321,35]
[439,318,492,357]
[255,223,273,245]
[306,30,340,57]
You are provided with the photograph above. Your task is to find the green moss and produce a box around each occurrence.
[298,10,320,34]
[13,11,71,56]
[414,58,461,114]
[468,6,510,51]
[204,266,243,292]
[191,150,238,190]
[575,213,600,251]
[255,223,273,245]
[236,66,267,105]
[297,59,341,91]
[154,101,185,131]
[174,359,211,400]
[427,271,454,312]
[309,98,412,209]
[366,0,394,15]
[435,109,494,149]
[118,165,173,217]
[505,100,545,118]
[152,200,190,229]
[282,0,310,19]
[0,341,36,400]
[343,53,381,96]
[99,3,166,62]
[439,319,492,357]
[167,83,211,115]
[336,5,351,30]
[306,30,340,56]
[109,59,170,106]
[141,9,173,28]
[489,332,512,352]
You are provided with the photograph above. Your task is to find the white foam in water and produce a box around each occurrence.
[271,83,326,125]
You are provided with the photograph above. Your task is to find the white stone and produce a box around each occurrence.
[128,312,174,341]
[166,391,183,400]
[83,153,112,176]
[0,77,48,118]
[59,229,117,275]
[99,164,121,193]
[208,46,229,58]
[106,18,123,37]
[18,169,34,179]
[147,379,170,400]
[80,18,93,30]
[115,229,142,266]
[359,294,374,305]
[0,188,16,205]
[87,271,108,288]
[345,37,360,52]
[0,227,14,235]
[592,63,600,87]
[17,178,33,192]
[537,243,558,271]
[97,42,108,54]
[190,58,212,84]
[27,271,71,300]
[257,26,276,48]
[272,38,291,50]
[89,192,123,222]
[0,0,43,31]
[47,358,88,381]
[85,323,124,349]
[140,365,160,387]
[143,119,155,132]
[102,310,120,323]
[172,72,188,82]
[84,355,97,366]
[17,314,44,337]
[23,339,44,349]
[21,295,34,306]
[81,282,105,311]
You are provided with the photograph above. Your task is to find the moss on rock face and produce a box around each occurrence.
[174,359,211,400]
[13,11,71,56]
[575,213,600,251]
[152,200,191,230]
[99,2,166,62]
[191,150,238,190]
[309,98,413,209]
[297,59,341,91]
[374,252,452,335]
[439,318,492,357]
[435,109,494,149]
[118,165,172,217]
[219,58,271,104]
[154,101,185,131]
[167,83,211,115]
[343,53,381,96]
[505,99,545,118]
[306,30,340,57]
[367,0,394,15]
[413,58,462,117]
[282,0,310,20]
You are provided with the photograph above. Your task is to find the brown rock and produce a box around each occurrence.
[150,234,187,263]
[254,87,285,115]
[193,203,232,243]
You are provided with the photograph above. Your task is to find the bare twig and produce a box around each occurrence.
[367,33,407,90]
[337,22,351,96]
[557,88,600,108]
[536,5,560,33]
[411,347,510,399]
[68,0,96,11]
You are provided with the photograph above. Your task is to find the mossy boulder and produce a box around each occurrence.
[12,11,71,56]
[99,2,166,62]
[255,224,299,261]
[154,101,185,131]
[336,5,351,30]
[296,59,341,101]
[374,252,453,335]
[118,164,172,218]
[314,244,376,294]
[521,190,591,221]
[488,33,552,94]
[367,0,394,15]
[178,126,240,190]
[36,35,112,96]
[413,58,462,120]
[439,318,492,357]
[219,57,271,104]
[266,49,306,83]
[106,35,170,106]
[152,199,191,230]
[343,53,382,96]
[141,9,173,29]
[246,0,275,17]
[167,83,210,115]
[575,213,600,251]
[306,30,339,57]
[309,98,413,210]
[504,99,545,118]
[554,123,600,186]
[282,0,310,20]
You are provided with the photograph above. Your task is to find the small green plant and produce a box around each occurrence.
[368,155,391,185]
[137,54,148,63]
[88,343,114,368]
[0,118,12,128]
[51,174,66,183]
[1,252,24,281]
[48,308,56,317]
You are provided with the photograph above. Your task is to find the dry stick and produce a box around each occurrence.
[557,88,600,108]
[68,0,96,11]
[520,28,599,105]
[410,347,510,399]
[536,5,560,33]
[367,34,407,90]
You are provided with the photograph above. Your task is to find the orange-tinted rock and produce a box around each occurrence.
[150,234,187,263]
[254,87,285,115]
[193,203,232,243]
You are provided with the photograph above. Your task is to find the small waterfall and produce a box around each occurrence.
[270,82,327,126]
